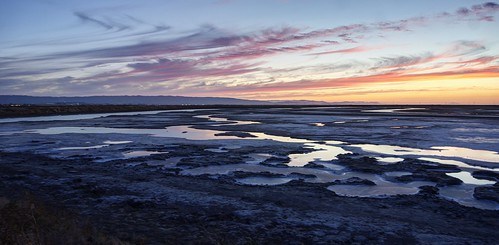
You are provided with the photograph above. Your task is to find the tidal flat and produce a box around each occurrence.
[0,106,498,244]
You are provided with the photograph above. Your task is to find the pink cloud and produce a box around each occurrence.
[309,46,381,56]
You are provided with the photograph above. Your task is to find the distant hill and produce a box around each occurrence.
[0,95,332,105]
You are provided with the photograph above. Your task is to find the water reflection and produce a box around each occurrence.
[123,150,165,158]
[362,108,427,113]
[237,177,293,186]
[376,157,404,164]
[446,172,495,185]
[288,143,350,167]
[25,126,242,140]
[194,115,259,125]
[327,182,428,197]
[58,145,108,150]
[418,157,498,171]
[0,109,210,124]
[352,144,499,164]
[439,184,499,210]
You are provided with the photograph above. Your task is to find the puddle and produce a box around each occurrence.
[439,185,499,210]
[446,172,495,185]
[58,145,108,150]
[352,144,499,164]
[327,182,432,197]
[325,140,346,145]
[104,140,133,144]
[327,177,433,198]
[147,157,183,167]
[123,150,166,158]
[418,158,498,171]
[362,108,426,113]
[246,153,274,164]
[194,115,259,125]
[24,126,242,140]
[376,157,404,164]
[384,171,412,177]
[237,177,294,186]
[58,140,132,151]
[314,162,346,171]
[205,148,229,153]
[288,143,350,167]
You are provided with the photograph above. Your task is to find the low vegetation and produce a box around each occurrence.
[0,193,129,245]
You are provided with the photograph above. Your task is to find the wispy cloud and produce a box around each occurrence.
[74,11,117,30]
[309,46,381,56]
[201,66,499,94]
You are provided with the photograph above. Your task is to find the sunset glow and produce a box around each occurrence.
[1,0,498,104]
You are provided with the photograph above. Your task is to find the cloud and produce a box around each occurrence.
[372,53,439,70]
[454,2,499,20]
[2,2,499,97]
[445,40,486,56]
[74,11,120,30]
[370,40,490,71]
[205,66,499,94]
[309,46,380,56]
[449,56,497,65]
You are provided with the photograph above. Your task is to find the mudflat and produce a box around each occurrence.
[0,105,498,244]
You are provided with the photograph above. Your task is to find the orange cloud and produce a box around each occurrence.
[216,66,499,94]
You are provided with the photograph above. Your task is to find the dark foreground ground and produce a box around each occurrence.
[1,151,498,245]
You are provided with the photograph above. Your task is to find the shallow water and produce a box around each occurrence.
[446,172,495,185]
[236,177,294,185]
[123,150,166,158]
[327,182,427,197]
[287,143,350,167]
[58,145,109,150]
[376,157,404,164]
[352,144,499,165]
[25,125,242,140]
[194,115,260,125]
[362,108,427,113]
[439,184,499,210]
[0,109,210,124]
[418,157,497,171]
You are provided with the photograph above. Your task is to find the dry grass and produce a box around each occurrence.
[0,193,131,245]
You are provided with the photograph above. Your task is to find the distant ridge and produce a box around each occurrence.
[0,95,332,105]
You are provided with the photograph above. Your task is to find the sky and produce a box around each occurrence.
[1,0,498,104]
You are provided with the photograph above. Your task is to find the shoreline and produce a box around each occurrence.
[1,104,498,118]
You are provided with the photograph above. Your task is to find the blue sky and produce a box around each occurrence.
[1,0,498,103]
